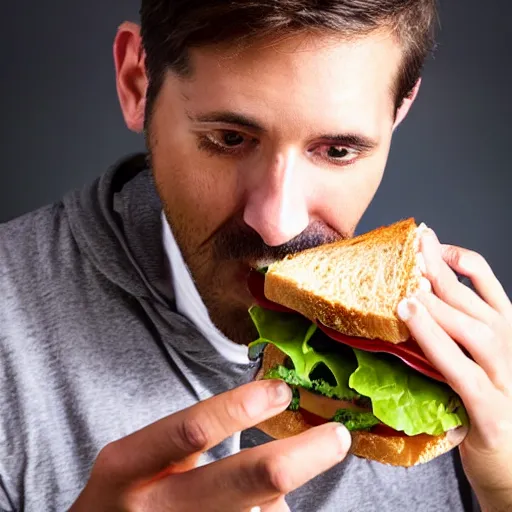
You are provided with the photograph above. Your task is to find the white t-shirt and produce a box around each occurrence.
[161,212,250,366]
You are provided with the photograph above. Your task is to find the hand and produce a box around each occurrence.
[69,380,351,512]
[397,228,512,512]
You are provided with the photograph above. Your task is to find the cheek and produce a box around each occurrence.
[315,151,388,234]
[151,134,241,245]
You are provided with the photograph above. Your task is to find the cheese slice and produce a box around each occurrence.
[299,388,368,420]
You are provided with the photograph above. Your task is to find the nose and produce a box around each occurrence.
[243,148,309,247]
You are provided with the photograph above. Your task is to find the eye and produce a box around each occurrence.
[327,147,349,159]
[316,145,358,164]
[205,130,246,149]
[198,130,258,156]
[220,131,245,147]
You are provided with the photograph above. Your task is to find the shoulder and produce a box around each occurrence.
[0,202,77,510]
[0,201,78,293]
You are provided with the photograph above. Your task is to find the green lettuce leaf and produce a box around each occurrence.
[249,306,468,436]
[264,365,380,431]
[249,306,358,399]
[264,365,341,399]
[332,409,380,432]
[349,349,467,436]
[264,365,311,388]
[289,388,300,411]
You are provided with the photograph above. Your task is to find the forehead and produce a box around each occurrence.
[173,31,403,133]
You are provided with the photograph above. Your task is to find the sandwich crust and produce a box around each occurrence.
[264,218,421,343]
[256,344,467,467]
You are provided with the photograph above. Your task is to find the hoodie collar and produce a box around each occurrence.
[64,153,172,305]
[161,212,250,364]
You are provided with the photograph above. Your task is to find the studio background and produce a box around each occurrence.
[0,2,510,295]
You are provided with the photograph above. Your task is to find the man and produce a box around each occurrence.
[1,1,511,511]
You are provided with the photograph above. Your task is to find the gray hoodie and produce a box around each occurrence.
[0,154,476,511]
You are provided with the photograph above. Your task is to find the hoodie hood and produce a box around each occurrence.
[62,153,257,398]
[63,153,172,306]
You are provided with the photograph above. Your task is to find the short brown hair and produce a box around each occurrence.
[140,0,437,115]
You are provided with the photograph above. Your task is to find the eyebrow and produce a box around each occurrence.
[315,133,379,151]
[187,110,379,150]
[187,111,264,131]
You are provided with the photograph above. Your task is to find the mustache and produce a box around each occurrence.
[212,219,346,264]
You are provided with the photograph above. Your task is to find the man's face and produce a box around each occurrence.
[148,31,404,344]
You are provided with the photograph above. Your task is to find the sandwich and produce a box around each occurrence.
[247,218,469,467]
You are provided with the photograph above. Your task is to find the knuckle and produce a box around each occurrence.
[443,245,461,268]
[462,249,488,276]
[122,487,155,512]
[94,441,125,476]
[259,454,294,495]
[225,395,255,423]
[233,461,263,495]
[471,250,488,270]
[474,322,495,347]
[492,314,509,338]
[452,364,488,402]
[176,415,211,453]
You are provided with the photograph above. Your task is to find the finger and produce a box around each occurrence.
[441,243,512,318]
[99,380,292,484]
[258,497,291,512]
[158,422,351,510]
[421,230,497,324]
[397,295,493,411]
[415,290,512,394]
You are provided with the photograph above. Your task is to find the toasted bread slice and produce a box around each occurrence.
[257,410,467,467]
[264,218,425,343]
[256,344,467,467]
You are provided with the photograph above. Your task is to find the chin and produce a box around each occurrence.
[197,261,258,344]
[196,292,249,344]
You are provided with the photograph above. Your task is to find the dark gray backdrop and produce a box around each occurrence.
[0,2,510,295]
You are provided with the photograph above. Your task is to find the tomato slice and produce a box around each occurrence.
[370,424,408,437]
[248,269,295,313]
[316,323,446,383]
[299,408,328,427]
[248,270,446,383]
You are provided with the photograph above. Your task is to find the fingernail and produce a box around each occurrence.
[272,382,292,405]
[416,253,427,275]
[418,276,432,293]
[245,382,291,418]
[421,235,442,277]
[397,298,413,321]
[335,425,352,455]
[422,229,440,251]
[428,228,440,242]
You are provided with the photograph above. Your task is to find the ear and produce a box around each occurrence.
[114,22,148,133]
[393,79,422,130]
